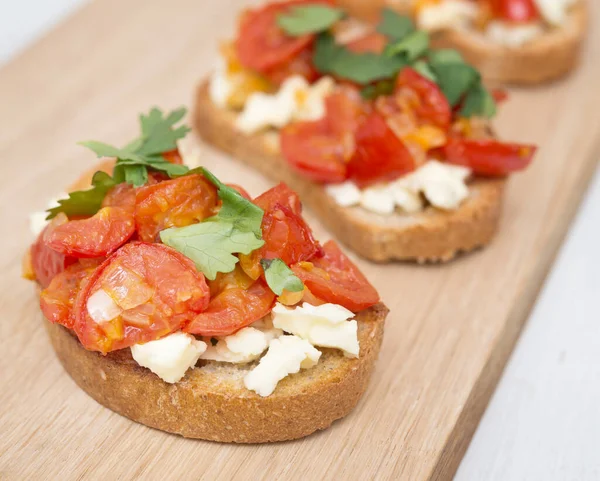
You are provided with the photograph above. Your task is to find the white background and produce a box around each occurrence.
[2,1,599,479]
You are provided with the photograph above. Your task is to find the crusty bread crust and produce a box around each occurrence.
[45,303,387,443]
[386,1,587,85]
[194,81,505,262]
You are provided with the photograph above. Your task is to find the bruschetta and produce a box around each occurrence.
[24,107,387,443]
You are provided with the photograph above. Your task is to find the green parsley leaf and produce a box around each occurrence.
[160,167,265,280]
[385,30,429,63]
[377,9,415,41]
[46,171,116,220]
[412,60,437,82]
[360,78,396,100]
[431,62,480,106]
[137,107,190,156]
[260,258,304,296]
[313,33,406,85]
[428,48,464,65]
[277,5,345,36]
[460,83,497,118]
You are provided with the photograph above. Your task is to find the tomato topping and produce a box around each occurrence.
[45,207,135,258]
[488,0,540,22]
[263,48,320,85]
[185,279,275,337]
[134,174,218,242]
[395,67,451,129]
[253,182,303,214]
[72,242,210,353]
[40,261,101,328]
[347,112,416,188]
[281,89,366,183]
[444,138,537,176]
[346,32,388,54]
[292,240,379,312]
[492,88,509,104]
[235,0,328,73]
[31,215,77,288]
[162,149,184,165]
[102,182,136,211]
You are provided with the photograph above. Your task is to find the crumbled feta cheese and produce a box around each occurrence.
[486,21,544,47]
[131,332,207,383]
[244,335,321,397]
[325,181,362,207]
[86,289,122,324]
[418,0,478,31]
[201,325,282,364]
[272,302,360,358]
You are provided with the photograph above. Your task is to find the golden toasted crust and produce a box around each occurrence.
[388,1,588,85]
[45,303,387,443]
[194,81,505,263]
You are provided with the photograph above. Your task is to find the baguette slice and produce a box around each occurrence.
[194,81,505,263]
[45,303,387,443]
[386,0,587,85]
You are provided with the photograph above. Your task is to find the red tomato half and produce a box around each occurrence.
[444,138,537,176]
[45,207,135,258]
[253,182,302,215]
[40,261,101,328]
[31,214,77,288]
[235,0,328,73]
[135,174,218,243]
[395,67,451,129]
[488,0,540,22]
[263,48,319,85]
[292,240,379,312]
[185,279,275,337]
[347,111,416,188]
[162,149,184,165]
[72,242,210,353]
[346,32,388,54]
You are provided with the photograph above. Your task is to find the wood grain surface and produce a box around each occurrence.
[0,1,598,479]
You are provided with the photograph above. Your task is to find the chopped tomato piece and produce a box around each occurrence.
[31,214,77,288]
[135,174,218,242]
[72,242,210,353]
[444,138,537,176]
[488,0,540,22]
[185,279,275,337]
[263,48,320,85]
[346,32,388,54]
[45,207,135,258]
[102,183,136,211]
[40,261,101,328]
[395,67,451,129]
[253,182,303,215]
[162,149,184,165]
[292,240,379,312]
[347,112,416,188]
[235,0,329,73]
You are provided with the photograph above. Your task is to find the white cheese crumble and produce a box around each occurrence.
[243,335,321,397]
[326,160,471,214]
[272,302,360,358]
[534,0,578,26]
[486,21,545,47]
[86,289,122,324]
[200,325,282,364]
[235,75,334,134]
[130,332,207,384]
[29,193,68,236]
[417,0,478,31]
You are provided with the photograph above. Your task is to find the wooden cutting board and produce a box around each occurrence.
[0,1,598,479]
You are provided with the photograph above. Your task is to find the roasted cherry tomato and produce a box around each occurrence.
[346,32,388,54]
[488,0,539,22]
[102,182,136,211]
[235,0,329,73]
[45,207,135,258]
[253,182,303,214]
[263,48,320,85]
[72,242,210,353]
[395,67,451,129]
[31,214,77,288]
[162,149,184,165]
[185,279,275,337]
[444,138,537,176]
[292,240,379,312]
[347,112,416,188]
[135,174,218,242]
[40,261,101,328]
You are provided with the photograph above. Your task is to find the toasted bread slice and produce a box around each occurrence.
[45,303,387,443]
[194,81,505,263]
[385,0,587,85]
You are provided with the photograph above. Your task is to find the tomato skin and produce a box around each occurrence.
[135,174,218,243]
[395,67,451,129]
[45,207,135,258]
[73,242,210,353]
[292,240,379,312]
[253,182,303,215]
[347,112,416,188]
[162,149,184,165]
[263,48,319,85]
[40,261,101,328]
[235,0,328,73]
[346,32,388,54]
[31,215,77,288]
[444,138,537,176]
[184,279,276,337]
[488,0,540,22]
[102,183,136,211]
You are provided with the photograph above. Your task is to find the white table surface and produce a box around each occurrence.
[3,2,599,479]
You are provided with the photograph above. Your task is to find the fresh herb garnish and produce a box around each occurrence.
[261,258,304,296]
[460,83,497,118]
[384,30,429,63]
[277,4,345,36]
[377,8,415,41]
[160,168,265,280]
[360,78,396,100]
